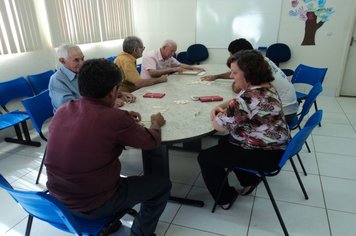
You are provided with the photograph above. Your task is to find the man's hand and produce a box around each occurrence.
[150,112,165,128]
[120,91,136,103]
[129,111,141,122]
[201,75,217,81]
[114,98,125,108]
[158,74,168,83]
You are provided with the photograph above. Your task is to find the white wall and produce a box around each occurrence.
[134,0,356,97]
[0,0,355,94]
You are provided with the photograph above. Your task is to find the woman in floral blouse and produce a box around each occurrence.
[198,50,290,210]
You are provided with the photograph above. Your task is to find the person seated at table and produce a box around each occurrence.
[201,38,298,124]
[140,39,205,79]
[49,43,136,112]
[45,58,171,236]
[115,36,168,93]
[198,50,290,210]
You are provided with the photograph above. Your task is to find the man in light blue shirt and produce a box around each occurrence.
[49,43,136,112]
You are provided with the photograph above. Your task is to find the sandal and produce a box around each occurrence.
[241,179,262,196]
[220,192,238,210]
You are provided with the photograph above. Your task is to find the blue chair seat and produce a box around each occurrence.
[0,174,138,236]
[0,111,29,130]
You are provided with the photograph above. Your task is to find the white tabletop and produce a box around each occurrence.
[123,64,234,144]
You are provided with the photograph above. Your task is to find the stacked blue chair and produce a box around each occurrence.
[291,64,327,124]
[0,174,138,236]
[22,90,54,184]
[27,70,55,95]
[0,77,40,147]
[186,44,209,64]
[287,83,323,176]
[176,51,194,65]
[212,110,323,236]
[266,43,294,76]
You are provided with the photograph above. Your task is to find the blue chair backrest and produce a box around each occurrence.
[0,77,34,109]
[0,174,115,235]
[137,63,142,74]
[279,110,323,168]
[186,44,209,63]
[291,64,328,86]
[176,51,194,65]
[106,56,116,62]
[28,70,55,95]
[21,90,53,137]
[266,43,291,66]
[297,83,323,125]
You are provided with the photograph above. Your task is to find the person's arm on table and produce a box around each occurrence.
[134,75,168,88]
[201,71,230,81]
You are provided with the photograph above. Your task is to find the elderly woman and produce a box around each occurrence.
[198,50,290,210]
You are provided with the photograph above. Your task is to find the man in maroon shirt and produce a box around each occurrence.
[45,58,171,236]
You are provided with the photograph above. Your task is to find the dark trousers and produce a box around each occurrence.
[74,175,171,236]
[197,140,283,205]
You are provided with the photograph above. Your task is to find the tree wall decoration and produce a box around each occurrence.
[289,0,335,45]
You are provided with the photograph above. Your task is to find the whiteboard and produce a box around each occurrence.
[196,0,282,49]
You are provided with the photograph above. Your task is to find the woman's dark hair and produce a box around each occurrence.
[226,49,274,85]
[78,59,122,98]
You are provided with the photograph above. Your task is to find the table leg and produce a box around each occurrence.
[141,144,204,207]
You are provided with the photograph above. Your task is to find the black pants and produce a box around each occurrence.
[198,139,283,205]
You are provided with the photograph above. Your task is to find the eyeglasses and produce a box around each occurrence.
[139,46,145,50]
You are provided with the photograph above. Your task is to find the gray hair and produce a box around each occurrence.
[57,43,81,59]
[162,40,177,48]
[123,36,142,54]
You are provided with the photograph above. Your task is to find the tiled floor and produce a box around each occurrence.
[1,95,356,236]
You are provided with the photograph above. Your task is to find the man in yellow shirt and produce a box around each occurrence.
[115,36,168,93]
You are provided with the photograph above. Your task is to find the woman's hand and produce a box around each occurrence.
[211,105,226,120]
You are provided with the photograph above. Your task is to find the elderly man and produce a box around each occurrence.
[115,36,168,93]
[141,39,204,79]
[45,58,171,236]
[49,43,136,112]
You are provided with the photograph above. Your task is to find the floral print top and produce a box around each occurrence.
[216,86,290,150]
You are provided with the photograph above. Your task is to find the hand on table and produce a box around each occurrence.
[150,112,166,128]
[129,111,141,122]
[201,75,217,81]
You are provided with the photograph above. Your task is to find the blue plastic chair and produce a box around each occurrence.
[186,44,209,65]
[22,90,54,184]
[291,64,327,121]
[176,51,194,65]
[266,43,294,76]
[0,77,40,147]
[28,70,55,95]
[136,63,142,74]
[0,174,137,236]
[212,110,323,236]
[106,56,116,62]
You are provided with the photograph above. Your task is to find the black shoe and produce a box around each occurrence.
[241,179,262,196]
[99,217,122,236]
[220,191,238,210]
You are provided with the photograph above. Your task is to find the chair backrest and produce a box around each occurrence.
[0,174,115,235]
[0,77,34,111]
[21,90,54,140]
[279,110,323,168]
[291,64,328,86]
[106,56,116,62]
[186,44,209,64]
[266,43,291,66]
[297,83,323,125]
[176,51,194,65]
[28,70,55,95]
[137,63,142,74]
